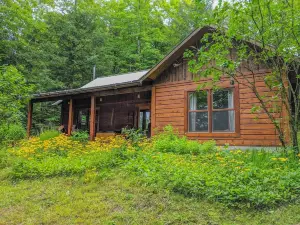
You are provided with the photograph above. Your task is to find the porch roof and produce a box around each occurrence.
[33,70,149,101]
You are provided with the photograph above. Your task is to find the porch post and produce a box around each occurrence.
[26,100,33,138]
[151,87,156,137]
[67,99,73,136]
[89,95,96,141]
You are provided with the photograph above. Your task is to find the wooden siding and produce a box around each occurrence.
[154,60,191,84]
[152,63,285,146]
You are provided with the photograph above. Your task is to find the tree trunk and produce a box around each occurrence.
[290,122,299,155]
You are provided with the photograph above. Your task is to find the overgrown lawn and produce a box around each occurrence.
[1,171,300,225]
[1,127,300,224]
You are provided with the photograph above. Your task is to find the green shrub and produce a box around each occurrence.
[71,131,89,142]
[152,125,216,154]
[10,142,136,179]
[121,128,146,149]
[0,126,7,143]
[298,132,300,148]
[10,150,130,179]
[0,147,11,169]
[39,130,60,141]
[200,139,217,153]
[0,124,26,145]
[125,149,300,208]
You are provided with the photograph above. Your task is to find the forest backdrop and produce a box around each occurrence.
[0,0,212,131]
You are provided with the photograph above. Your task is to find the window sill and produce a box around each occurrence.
[186,132,240,138]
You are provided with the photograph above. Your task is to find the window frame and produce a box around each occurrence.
[184,84,240,138]
[188,91,209,133]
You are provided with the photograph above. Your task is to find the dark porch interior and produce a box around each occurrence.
[60,91,151,137]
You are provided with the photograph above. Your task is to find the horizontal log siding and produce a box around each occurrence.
[152,73,284,147]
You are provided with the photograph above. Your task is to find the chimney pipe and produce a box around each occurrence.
[93,65,96,80]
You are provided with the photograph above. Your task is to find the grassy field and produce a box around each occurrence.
[1,170,300,225]
[0,129,300,224]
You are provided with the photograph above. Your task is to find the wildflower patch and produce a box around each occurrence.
[4,126,300,208]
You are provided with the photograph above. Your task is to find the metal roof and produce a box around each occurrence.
[33,70,150,101]
[81,70,148,89]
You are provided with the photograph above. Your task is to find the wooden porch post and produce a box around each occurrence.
[151,87,156,137]
[67,99,73,136]
[26,101,33,138]
[90,96,96,141]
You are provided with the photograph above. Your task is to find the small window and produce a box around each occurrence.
[188,88,235,133]
[212,89,235,132]
[188,91,208,132]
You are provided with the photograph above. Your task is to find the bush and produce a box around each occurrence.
[125,149,300,208]
[10,143,136,179]
[0,148,11,169]
[8,134,138,179]
[0,124,26,145]
[39,130,60,141]
[152,125,216,154]
[0,126,7,144]
[11,151,124,179]
[71,131,89,142]
[121,128,146,149]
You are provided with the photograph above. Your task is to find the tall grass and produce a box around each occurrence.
[39,130,60,141]
[3,126,300,208]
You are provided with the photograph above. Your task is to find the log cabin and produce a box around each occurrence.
[28,26,296,146]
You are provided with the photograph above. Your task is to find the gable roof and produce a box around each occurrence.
[142,26,215,81]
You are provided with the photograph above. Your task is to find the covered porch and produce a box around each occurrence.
[60,91,151,139]
[27,71,153,140]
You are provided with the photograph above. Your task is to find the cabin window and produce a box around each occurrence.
[188,91,208,132]
[188,89,235,133]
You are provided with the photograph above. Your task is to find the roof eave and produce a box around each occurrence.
[32,80,142,100]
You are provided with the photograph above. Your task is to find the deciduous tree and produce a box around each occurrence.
[186,0,300,154]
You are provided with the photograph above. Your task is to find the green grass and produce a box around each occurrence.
[39,130,60,141]
[1,170,300,225]
[1,129,300,224]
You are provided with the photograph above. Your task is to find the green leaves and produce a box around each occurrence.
[1,0,213,131]
[152,125,216,155]
[186,0,300,152]
[126,145,300,208]
[0,65,33,125]
[1,0,212,90]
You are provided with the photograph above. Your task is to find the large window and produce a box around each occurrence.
[188,89,235,133]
